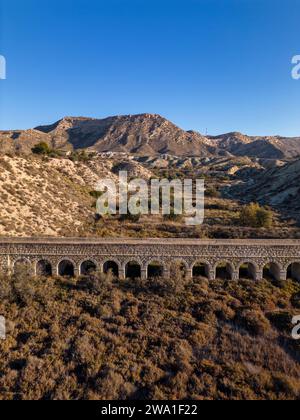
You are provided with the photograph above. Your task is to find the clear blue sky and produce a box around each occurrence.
[0,0,299,136]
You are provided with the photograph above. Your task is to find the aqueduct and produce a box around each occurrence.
[1,238,300,282]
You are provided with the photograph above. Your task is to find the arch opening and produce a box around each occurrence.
[263,262,281,281]
[58,260,75,277]
[126,261,141,279]
[80,260,97,276]
[193,262,209,279]
[287,263,300,282]
[148,261,164,278]
[239,262,256,280]
[216,262,233,280]
[36,260,52,277]
[103,261,119,277]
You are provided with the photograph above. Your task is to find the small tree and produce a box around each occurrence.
[239,202,258,227]
[256,206,273,229]
[239,202,273,228]
[32,142,51,155]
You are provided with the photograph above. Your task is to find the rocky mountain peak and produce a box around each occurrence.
[0,114,300,159]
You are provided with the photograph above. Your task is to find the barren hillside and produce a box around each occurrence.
[1,114,300,159]
[0,153,298,239]
[0,155,114,237]
[209,132,300,159]
[229,159,300,223]
[0,115,213,157]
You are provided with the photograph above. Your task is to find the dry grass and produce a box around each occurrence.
[0,270,300,400]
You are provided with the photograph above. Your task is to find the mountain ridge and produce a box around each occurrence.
[1,113,300,159]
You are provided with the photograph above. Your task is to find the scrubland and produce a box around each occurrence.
[0,268,300,400]
[0,154,298,239]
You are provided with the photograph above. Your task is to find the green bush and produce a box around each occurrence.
[31,142,52,155]
[256,206,273,228]
[69,150,90,162]
[89,191,103,199]
[239,203,273,228]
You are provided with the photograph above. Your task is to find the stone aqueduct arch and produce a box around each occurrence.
[1,238,300,282]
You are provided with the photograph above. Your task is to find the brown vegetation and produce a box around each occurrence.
[0,268,300,400]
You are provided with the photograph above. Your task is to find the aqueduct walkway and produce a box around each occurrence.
[0,238,300,282]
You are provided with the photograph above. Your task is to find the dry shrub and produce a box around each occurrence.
[291,292,300,309]
[1,272,300,400]
[73,333,105,365]
[190,322,217,348]
[0,274,11,300]
[195,277,210,290]
[11,265,36,306]
[95,368,136,400]
[237,309,271,336]
[271,374,300,398]
[170,340,194,372]
[120,299,139,320]
[77,271,114,293]
[17,356,57,400]
[72,333,105,380]
[148,263,189,295]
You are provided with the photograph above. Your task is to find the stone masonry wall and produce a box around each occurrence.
[0,239,300,281]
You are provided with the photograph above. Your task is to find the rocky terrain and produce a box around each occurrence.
[1,115,300,402]
[209,132,300,159]
[229,159,300,223]
[1,113,300,159]
[0,151,298,239]
[0,154,154,237]
[0,113,299,238]
[1,115,213,157]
